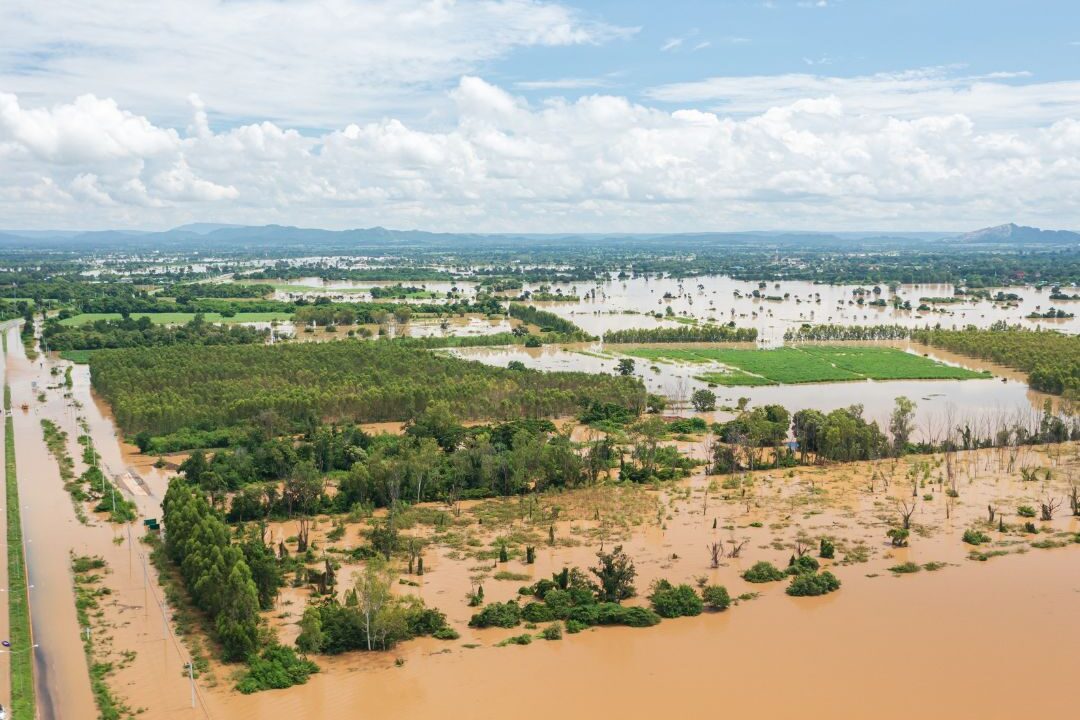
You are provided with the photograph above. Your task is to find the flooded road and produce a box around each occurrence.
[5,325,96,719]
[5,325,210,719]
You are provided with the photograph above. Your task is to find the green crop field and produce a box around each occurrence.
[59,312,294,326]
[620,345,989,386]
[695,369,777,386]
[796,346,988,381]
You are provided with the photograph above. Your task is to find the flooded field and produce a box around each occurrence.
[198,430,1080,719]
[245,274,1080,343]
[8,296,1079,719]
[450,341,1055,438]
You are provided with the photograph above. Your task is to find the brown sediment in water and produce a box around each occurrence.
[7,326,210,719]
[195,433,1079,719]
[19,317,1080,719]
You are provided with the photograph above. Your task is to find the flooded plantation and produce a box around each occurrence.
[6,261,1079,720]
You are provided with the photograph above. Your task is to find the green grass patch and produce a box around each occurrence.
[60,349,96,363]
[621,345,988,386]
[796,346,988,381]
[6,386,36,720]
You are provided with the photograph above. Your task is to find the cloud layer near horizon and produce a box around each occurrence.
[2,74,1080,232]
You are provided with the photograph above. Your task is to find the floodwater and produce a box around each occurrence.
[449,341,1058,439]
[249,274,1080,343]
[518,275,1080,343]
[202,439,1080,719]
[14,264,1080,719]
[5,325,208,719]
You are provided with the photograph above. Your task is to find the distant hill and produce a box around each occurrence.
[951,223,1080,245]
[171,223,248,235]
[0,222,1075,252]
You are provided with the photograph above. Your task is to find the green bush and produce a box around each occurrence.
[648,580,704,618]
[541,588,574,618]
[818,538,835,559]
[1016,505,1036,518]
[432,626,460,640]
[742,561,786,583]
[786,555,820,575]
[468,601,522,629]
[522,602,556,623]
[701,585,731,610]
[785,571,841,597]
[540,623,563,641]
[962,529,991,545]
[235,644,319,694]
[567,602,660,628]
[565,619,588,634]
[500,633,533,646]
[888,562,921,574]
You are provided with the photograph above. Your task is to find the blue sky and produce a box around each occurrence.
[1,0,1079,231]
[507,1,1079,101]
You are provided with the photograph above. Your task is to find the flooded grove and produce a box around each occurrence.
[207,434,1080,719]
[253,274,1080,343]
[449,341,1059,441]
[5,307,1080,717]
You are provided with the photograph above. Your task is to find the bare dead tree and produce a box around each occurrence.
[987,505,997,524]
[707,542,722,568]
[1040,496,1062,522]
[296,516,311,553]
[895,499,917,530]
[727,538,748,559]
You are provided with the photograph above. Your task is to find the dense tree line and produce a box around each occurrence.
[291,296,504,327]
[784,324,912,341]
[244,263,455,282]
[91,340,646,437]
[162,481,279,660]
[43,314,268,351]
[911,324,1080,397]
[165,283,269,301]
[603,325,757,344]
[508,303,593,339]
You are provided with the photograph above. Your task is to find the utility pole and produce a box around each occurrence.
[187,661,195,708]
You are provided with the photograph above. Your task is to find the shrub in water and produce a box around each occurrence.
[565,619,588,634]
[786,555,820,575]
[819,538,835,560]
[962,529,990,545]
[468,601,522,629]
[236,644,319,694]
[742,561,786,583]
[522,602,556,623]
[701,584,731,611]
[648,580,704,618]
[785,571,841,597]
[432,626,460,640]
[541,623,563,641]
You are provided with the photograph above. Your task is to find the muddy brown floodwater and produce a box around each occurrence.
[6,325,208,719]
[207,548,1080,719]
[10,313,1080,720]
[198,431,1079,720]
[450,341,1059,439]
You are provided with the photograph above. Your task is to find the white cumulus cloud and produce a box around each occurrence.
[1,75,1079,231]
